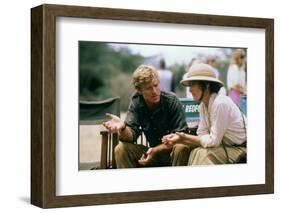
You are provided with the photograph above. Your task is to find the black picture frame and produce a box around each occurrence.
[31,4,274,208]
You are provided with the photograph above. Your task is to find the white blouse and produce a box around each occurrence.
[227,64,246,91]
[197,93,247,148]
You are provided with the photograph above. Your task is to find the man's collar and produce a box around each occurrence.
[139,92,164,113]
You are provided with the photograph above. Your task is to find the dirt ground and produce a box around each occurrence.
[79,125,105,164]
[79,113,127,169]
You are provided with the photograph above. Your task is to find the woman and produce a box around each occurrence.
[227,49,246,107]
[162,63,247,165]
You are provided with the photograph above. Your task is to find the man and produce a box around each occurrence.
[103,65,189,168]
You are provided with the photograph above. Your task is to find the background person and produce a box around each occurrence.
[103,65,190,168]
[157,58,175,92]
[162,63,247,165]
[205,55,219,78]
[205,54,226,95]
[227,49,247,106]
[182,58,201,99]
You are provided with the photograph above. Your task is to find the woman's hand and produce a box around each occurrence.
[162,132,187,146]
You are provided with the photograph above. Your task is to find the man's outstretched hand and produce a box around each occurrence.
[103,113,125,133]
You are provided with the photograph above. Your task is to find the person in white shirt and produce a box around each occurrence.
[157,58,175,92]
[227,49,247,107]
[183,58,201,99]
[162,63,247,165]
[205,55,226,96]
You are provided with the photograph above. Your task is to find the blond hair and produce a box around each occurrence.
[231,49,246,68]
[132,65,159,89]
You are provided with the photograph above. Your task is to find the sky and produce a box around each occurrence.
[110,43,232,67]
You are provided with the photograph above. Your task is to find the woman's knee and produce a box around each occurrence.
[189,147,225,165]
[188,147,208,165]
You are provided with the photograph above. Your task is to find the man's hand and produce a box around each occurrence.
[138,148,156,167]
[103,113,125,133]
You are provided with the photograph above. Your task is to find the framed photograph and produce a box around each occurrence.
[31,4,274,208]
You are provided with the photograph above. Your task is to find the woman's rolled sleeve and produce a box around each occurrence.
[200,135,212,148]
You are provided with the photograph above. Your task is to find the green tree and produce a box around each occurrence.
[79,42,144,111]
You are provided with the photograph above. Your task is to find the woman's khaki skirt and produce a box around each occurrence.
[188,145,246,165]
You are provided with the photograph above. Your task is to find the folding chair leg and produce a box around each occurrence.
[111,133,118,168]
[100,131,108,169]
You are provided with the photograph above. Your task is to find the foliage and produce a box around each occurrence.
[79,42,144,110]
